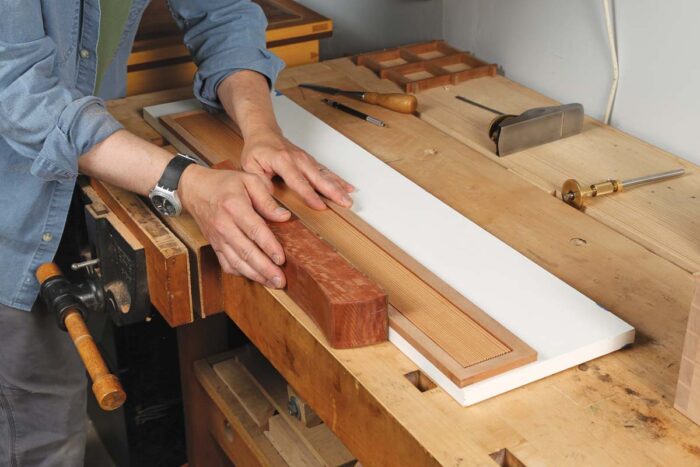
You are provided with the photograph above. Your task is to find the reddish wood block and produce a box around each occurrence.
[269,218,388,349]
[210,160,387,348]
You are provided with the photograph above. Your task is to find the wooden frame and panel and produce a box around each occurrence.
[127,0,332,95]
[354,40,497,93]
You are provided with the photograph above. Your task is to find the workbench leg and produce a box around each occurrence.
[178,314,232,466]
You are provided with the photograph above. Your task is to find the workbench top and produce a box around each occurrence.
[105,57,700,466]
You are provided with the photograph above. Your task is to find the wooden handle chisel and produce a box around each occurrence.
[299,83,417,114]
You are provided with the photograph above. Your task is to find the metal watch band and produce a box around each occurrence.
[158,154,196,191]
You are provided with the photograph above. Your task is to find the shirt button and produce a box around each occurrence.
[42,232,53,242]
[79,49,90,59]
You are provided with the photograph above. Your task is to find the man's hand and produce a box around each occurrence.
[179,164,291,288]
[218,70,355,212]
[241,129,354,210]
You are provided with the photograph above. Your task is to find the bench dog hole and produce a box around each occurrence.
[490,448,526,467]
[404,370,437,392]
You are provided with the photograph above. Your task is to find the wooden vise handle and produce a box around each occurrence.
[36,263,126,411]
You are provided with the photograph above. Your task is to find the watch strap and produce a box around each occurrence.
[159,154,195,191]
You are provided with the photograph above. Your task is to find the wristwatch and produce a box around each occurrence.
[149,153,199,217]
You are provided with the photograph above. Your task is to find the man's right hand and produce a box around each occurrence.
[178,164,291,288]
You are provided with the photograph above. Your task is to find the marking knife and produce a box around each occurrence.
[300,83,418,114]
[322,98,386,127]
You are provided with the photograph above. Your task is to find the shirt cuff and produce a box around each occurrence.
[30,96,123,182]
[193,47,285,112]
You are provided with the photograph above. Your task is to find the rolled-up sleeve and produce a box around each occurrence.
[167,0,285,111]
[0,1,122,183]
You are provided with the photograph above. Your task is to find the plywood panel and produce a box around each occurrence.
[156,109,536,388]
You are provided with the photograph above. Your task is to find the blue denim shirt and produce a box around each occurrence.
[0,0,284,311]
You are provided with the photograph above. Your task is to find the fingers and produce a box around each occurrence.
[233,203,287,267]
[213,248,238,276]
[334,172,355,193]
[244,175,291,223]
[211,181,286,287]
[216,243,264,283]
[214,224,285,288]
[230,226,286,288]
[275,157,327,210]
[301,162,353,208]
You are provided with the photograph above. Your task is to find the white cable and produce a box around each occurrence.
[603,0,619,124]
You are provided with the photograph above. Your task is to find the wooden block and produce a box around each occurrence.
[214,359,276,429]
[287,386,322,428]
[90,180,193,326]
[265,415,323,467]
[158,109,536,386]
[301,423,356,467]
[675,274,700,425]
[269,218,388,349]
[210,161,388,349]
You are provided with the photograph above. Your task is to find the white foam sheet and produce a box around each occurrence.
[269,94,634,406]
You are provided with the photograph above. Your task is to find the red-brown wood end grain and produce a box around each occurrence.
[269,218,388,349]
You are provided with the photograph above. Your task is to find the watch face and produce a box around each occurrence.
[150,194,178,216]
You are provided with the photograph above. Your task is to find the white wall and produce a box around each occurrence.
[443,0,700,165]
[296,0,443,58]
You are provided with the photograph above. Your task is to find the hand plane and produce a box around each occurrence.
[456,96,584,156]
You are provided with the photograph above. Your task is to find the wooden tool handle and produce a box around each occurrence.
[362,92,417,114]
[35,263,126,411]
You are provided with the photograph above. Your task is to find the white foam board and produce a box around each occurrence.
[144,96,635,406]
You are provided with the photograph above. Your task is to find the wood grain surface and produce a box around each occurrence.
[124,84,700,465]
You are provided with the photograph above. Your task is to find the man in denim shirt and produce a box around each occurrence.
[0,1,354,465]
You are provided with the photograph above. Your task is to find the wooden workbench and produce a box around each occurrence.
[104,57,700,466]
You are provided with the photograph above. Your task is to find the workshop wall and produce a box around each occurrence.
[442,0,700,165]
[295,0,443,58]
